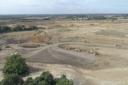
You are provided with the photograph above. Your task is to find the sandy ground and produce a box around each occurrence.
[1,20,128,85]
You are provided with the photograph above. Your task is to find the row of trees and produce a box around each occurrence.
[0,25,38,33]
[0,72,73,85]
[24,72,73,85]
[0,53,73,85]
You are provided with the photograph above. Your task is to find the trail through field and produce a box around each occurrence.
[26,44,128,85]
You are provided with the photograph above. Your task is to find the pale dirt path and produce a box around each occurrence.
[25,63,128,85]
[86,68,128,80]
[27,45,95,69]
[1,42,128,85]
[25,42,89,58]
[26,45,128,85]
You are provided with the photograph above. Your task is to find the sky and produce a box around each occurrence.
[0,0,128,14]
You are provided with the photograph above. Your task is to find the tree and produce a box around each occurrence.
[3,53,29,76]
[34,71,54,85]
[13,25,24,31]
[0,74,24,85]
[55,75,73,85]
[1,52,74,85]
[23,77,35,85]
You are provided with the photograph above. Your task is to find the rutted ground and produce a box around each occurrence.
[1,20,128,85]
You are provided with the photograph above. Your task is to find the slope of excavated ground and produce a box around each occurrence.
[27,46,96,69]
[25,43,128,85]
[25,63,128,85]
[1,20,128,85]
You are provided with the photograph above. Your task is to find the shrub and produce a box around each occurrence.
[1,53,74,85]
[55,75,73,85]
[0,46,2,51]
[23,77,35,85]
[34,71,54,85]
[0,25,39,33]
[3,53,29,76]
[0,71,74,85]
[13,25,24,31]
[0,26,12,33]
[0,74,24,85]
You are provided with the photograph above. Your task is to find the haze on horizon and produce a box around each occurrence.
[0,0,128,14]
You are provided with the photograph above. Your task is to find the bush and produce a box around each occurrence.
[0,74,24,85]
[0,46,2,51]
[34,71,54,85]
[0,26,12,33]
[24,72,74,85]
[55,75,73,85]
[0,25,39,33]
[0,71,74,85]
[3,53,29,76]
[1,53,74,85]
[23,77,35,85]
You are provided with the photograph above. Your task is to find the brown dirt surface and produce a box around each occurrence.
[1,20,128,85]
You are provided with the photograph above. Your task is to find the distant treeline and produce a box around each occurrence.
[66,15,118,20]
[0,25,38,33]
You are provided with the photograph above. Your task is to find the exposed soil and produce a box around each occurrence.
[1,20,128,85]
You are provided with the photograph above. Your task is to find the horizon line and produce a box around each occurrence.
[0,13,128,15]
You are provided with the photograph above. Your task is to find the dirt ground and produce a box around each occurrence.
[1,20,128,85]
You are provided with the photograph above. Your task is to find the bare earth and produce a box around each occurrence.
[1,20,128,85]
